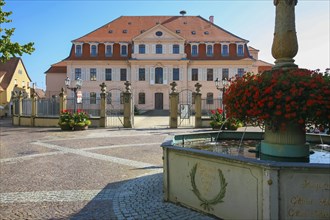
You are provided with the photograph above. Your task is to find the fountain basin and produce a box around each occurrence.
[161,131,330,219]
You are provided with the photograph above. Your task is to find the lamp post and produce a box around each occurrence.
[215,77,228,118]
[64,77,82,113]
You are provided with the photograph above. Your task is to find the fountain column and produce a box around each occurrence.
[272,0,298,69]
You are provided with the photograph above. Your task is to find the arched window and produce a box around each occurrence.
[192,45,198,56]
[139,44,146,54]
[207,45,213,56]
[155,67,163,84]
[91,45,97,57]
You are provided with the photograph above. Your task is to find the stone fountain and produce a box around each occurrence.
[161,1,330,219]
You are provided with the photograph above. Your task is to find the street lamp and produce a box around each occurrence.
[215,77,228,118]
[65,77,82,113]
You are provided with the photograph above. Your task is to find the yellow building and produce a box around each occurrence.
[0,58,32,116]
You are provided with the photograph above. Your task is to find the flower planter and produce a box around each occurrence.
[60,124,73,131]
[73,125,88,131]
[261,123,309,158]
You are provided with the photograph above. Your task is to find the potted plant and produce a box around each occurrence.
[225,117,243,130]
[224,68,330,157]
[58,110,73,131]
[210,108,226,130]
[70,109,91,130]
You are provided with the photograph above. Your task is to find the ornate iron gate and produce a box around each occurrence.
[178,89,195,127]
[106,89,124,127]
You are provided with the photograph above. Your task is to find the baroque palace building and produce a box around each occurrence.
[45,15,272,110]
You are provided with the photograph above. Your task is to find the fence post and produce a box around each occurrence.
[99,82,107,127]
[169,82,179,128]
[31,89,37,127]
[59,88,66,114]
[123,81,133,128]
[194,82,202,128]
[17,91,24,126]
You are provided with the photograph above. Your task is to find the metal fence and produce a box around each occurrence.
[66,98,101,117]
[22,99,32,116]
[201,98,223,116]
[37,98,60,116]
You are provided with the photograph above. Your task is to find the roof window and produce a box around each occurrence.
[140,30,145,33]
[123,29,128,33]
[128,22,132,25]
[204,31,209,35]
[108,30,113,34]
[191,31,196,35]
[176,30,181,34]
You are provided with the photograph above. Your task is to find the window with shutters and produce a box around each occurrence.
[105,68,112,81]
[173,44,179,54]
[222,68,229,80]
[90,68,97,81]
[173,68,179,81]
[155,67,163,84]
[156,44,162,54]
[192,68,198,81]
[139,44,146,54]
[120,69,127,81]
[207,69,213,81]
[75,68,81,80]
[139,68,145,81]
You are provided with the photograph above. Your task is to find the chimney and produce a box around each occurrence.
[209,16,214,23]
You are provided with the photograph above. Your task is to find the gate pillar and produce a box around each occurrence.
[99,82,107,127]
[59,88,67,114]
[194,83,202,128]
[31,88,37,127]
[123,81,133,128]
[169,82,179,128]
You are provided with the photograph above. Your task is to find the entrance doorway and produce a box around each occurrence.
[155,93,163,109]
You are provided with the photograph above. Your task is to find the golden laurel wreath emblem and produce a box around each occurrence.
[190,163,228,211]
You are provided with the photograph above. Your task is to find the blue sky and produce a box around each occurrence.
[3,0,330,90]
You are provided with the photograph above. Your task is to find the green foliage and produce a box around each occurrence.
[0,0,35,63]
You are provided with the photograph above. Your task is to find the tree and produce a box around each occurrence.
[0,0,35,63]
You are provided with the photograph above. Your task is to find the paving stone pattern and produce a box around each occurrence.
[0,119,217,219]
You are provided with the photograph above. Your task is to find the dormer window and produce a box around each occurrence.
[120,43,128,56]
[222,44,229,56]
[75,44,82,57]
[105,44,113,57]
[206,44,213,56]
[237,44,244,56]
[191,44,198,56]
[90,44,98,57]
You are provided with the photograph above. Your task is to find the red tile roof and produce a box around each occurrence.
[45,60,67,74]
[0,57,31,90]
[73,16,247,43]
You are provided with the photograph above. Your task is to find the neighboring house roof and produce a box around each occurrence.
[44,60,67,74]
[248,46,260,52]
[34,88,46,98]
[254,59,274,67]
[0,57,31,90]
[73,16,248,43]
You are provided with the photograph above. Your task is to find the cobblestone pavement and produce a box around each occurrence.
[0,118,216,219]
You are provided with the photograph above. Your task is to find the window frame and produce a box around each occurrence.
[173,68,180,81]
[173,44,180,54]
[75,44,82,57]
[222,68,229,80]
[105,68,112,81]
[90,92,97,104]
[237,44,244,56]
[206,44,213,56]
[155,67,163,84]
[156,44,163,54]
[207,68,213,81]
[105,44,113,57]
[206,92,214,104]
[90,44,97,57]
[139,68,146,81]
[222,44,229,56]
[74,68,82,80]
[138,92,146,104]
[120,44,128,57]
[237,68,244,77]
[90,68,97,81]
[192,68,198,81]
[120,68,127,81]
[139,44,146,54]
[191,44,198,56]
